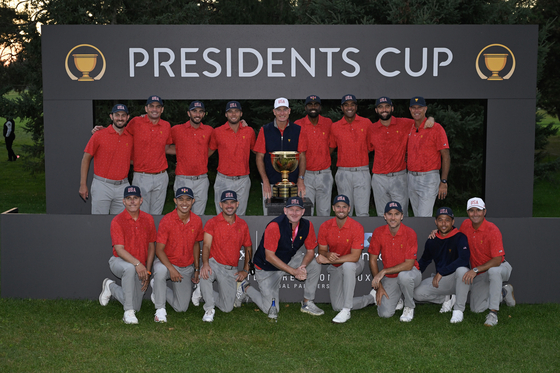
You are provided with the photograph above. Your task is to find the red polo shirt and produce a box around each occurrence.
[111,210,156,265]
[318,217,364,267]
[209,123,256,177]
[263,221,317,253]
[368,117,414,174]
[156,209,204,267]
[329,114,372,167]
[204,213,252,267]
[84,126,133,180]
[460,218,505,270]
[171,121,213,176]
[368,223,419,278]
[127,115,172,173]
[407,119,449,172]
[295,115,332,171]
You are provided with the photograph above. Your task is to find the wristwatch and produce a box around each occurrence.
[299,175,305,180]
[441,179,447,184]
[473,267,479,273]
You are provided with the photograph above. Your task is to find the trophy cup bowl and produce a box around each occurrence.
[73,53,98,81]
[270,151,300,198]
[484,53,508,81]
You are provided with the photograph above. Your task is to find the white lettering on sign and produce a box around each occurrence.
[376,47,454,78]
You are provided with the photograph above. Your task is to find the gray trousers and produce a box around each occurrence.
[470,261,512,313]
[327,258,375,311]
[214,173,251,216]
[91,176,129,215]
[305,169,333,217]
[377,267,422,318]
[200,258,238,313]
[407,171,439,217]
[247,248,320,313]
[371,171,408,217]
[174,174,209,216]
[335,167,371,217]
[413,267,470,312]
[108,256,145,312]
[152,258,194,312]
[133,171,169,215]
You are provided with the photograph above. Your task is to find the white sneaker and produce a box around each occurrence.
[123,310,138,324]
[154,308,167,323]
[332,308,351,324]
[399,307,414,322]
[503,284,516,307]
[99,278,114,306]
[440,294,456,313]
[150,278,155,305]
[234,279,249,308]
[450,310,464,323]
[202,308,215,322]
[300,300,324,316]
[192,284,202,306]
[484,311,498,327]
[395,298,404,311]
[369,288,377,305]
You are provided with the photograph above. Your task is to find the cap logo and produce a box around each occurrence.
[345,95,353,101]
[151,96,158,101]
[415,98,419,102]
[310,96,317,100]
[389,202,398,208]
[194,102,201,107]
[117,105,125,110]
[226,192,233,198]
[380,98,387,103]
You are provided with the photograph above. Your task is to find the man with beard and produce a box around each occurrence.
[316,195,376,323]
[236,197,324,317]
[199,190,252,322]
[294,95,333,217]
[329,94,372,216]
[414,207,471,323]
[368,97,434,216]
[369,201,422,322]
[255,97,307,215]
[407,96,450,217]
[80,104,133,214]
[166,101,213,216]
[210,101,256,216]
[151,187,204,323]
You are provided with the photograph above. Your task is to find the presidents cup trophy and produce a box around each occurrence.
[483,53,508,81]
[270,151,299,198]
[72,53,98,81]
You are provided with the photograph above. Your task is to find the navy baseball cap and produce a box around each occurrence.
[341,94,357,104]
[375,97,393,107]
[305,95,321,105]
[384,201,403,214]
[175,187,194,199]
[410,96,427,107]
[111,104,128,114]
[189,101,205,111]
[124,185,141,198]
[220,190,238,202]
[226,101,242,112]
[285,196,304,208]
[333,194,350,206]
[146,95,164,106]
[436,207,454,218]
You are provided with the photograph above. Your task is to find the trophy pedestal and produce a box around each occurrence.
[265,197,314,216]
[272,182,298,198]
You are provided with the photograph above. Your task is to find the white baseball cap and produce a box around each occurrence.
[274,97,289,109]
[466,197,485,210]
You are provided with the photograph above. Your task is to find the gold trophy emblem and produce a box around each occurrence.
[72,54,99,81]
[270,151,300,198]
[483,53,508,81]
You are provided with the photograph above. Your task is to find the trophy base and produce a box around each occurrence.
[272,184,298,198]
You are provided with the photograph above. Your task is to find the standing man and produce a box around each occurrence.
[414,207,471,323]
[407,96,450,217]
[3,116,16,161]
[167,101,213,216]
[237,197,324,317]
[368,97,435,216]
[294,95,333,217]
[128,95,173,215]
[199,190,252,322]
[99,185,156,324]
[369,201,422,322]
[460,197,515,326]
[330,94,372,217]
[151,187,204,323]
[316,195,376,324]
[255,97,307,215]
[210,101,256,216]
[80,104,133,214]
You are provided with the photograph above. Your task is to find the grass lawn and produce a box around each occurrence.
[0,298,559,372]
